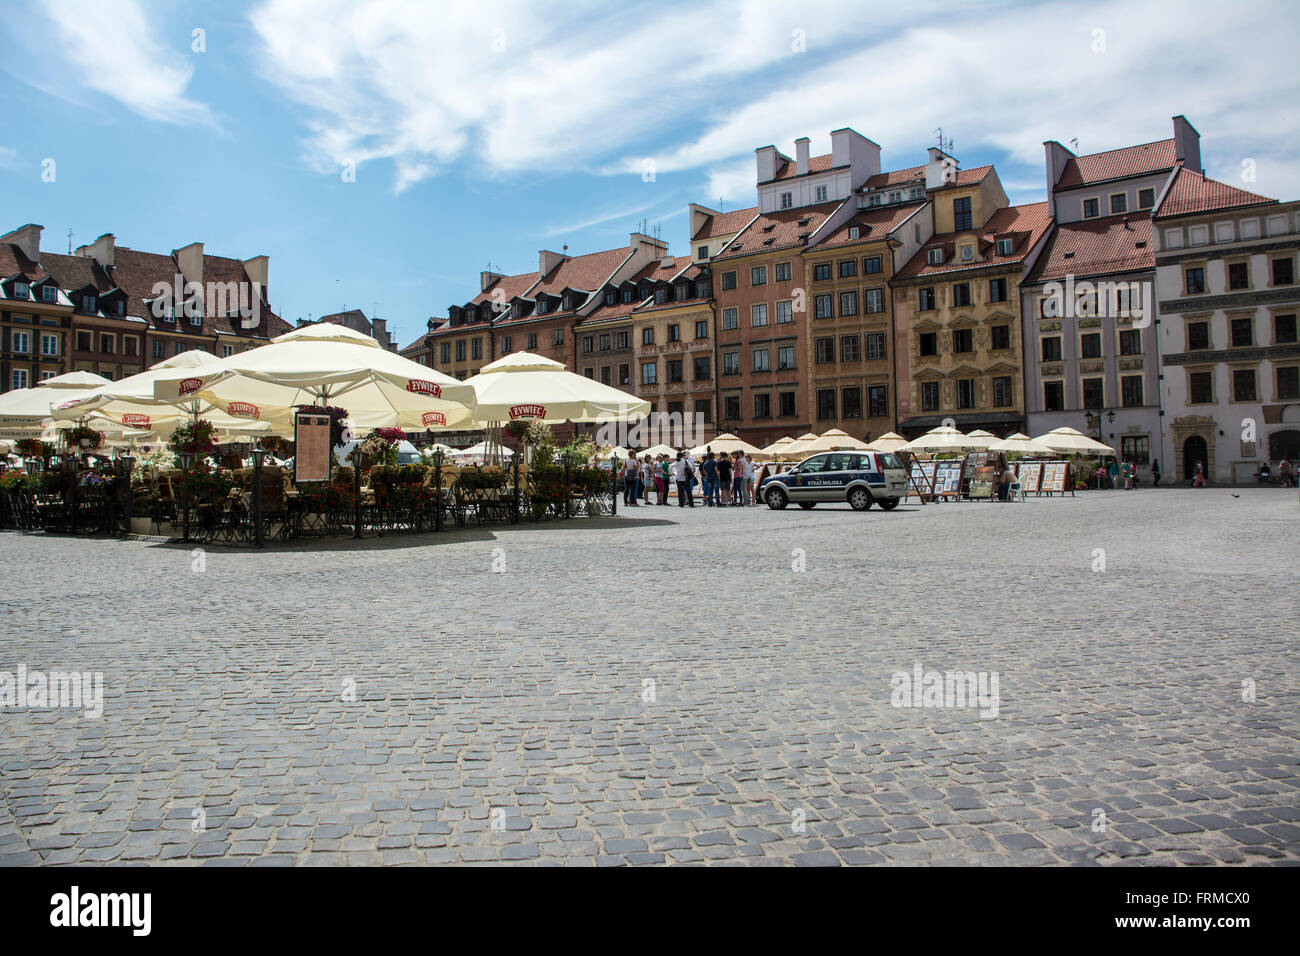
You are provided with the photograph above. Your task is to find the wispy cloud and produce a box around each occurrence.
[541,200,661,238]
[0,146,20,169]
[37,0,212,125]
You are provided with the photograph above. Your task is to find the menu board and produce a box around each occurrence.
[934,460,963,495]
[908,460,939,498]
[1041,461,1068,494]
[1016,461,1042,494]
[294,412,332,483]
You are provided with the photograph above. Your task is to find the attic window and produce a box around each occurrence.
[848,226,861,240]
[1134,240,1148,248]
[41,285,57,304]
[1063,251,1076,259]
[996,237,1014,256]
[926,248,944,266]
[12,281,28,299]
[763,238,775,246]
[797,217,812,227]
[762,224,776,232]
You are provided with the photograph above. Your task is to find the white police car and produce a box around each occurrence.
[760,451,908,511]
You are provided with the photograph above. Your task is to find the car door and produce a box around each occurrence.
[813,453,853,501]
[787,454,826,501]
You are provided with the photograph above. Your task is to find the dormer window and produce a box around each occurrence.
[41,284,57,304]
[869,194,882,206]
[655,288,668,304]
[996,238,1014,256]
[889,191,902,203]
[815,185,828,202]
[79,293,96,313]
[621,288,633,304]
[12,281,28,299]
[780,192,793,209]
[847,226,860,240]
[605,291,616,306]
[562,295,573,311]
[535,298,547,315]
[926,248,944,266]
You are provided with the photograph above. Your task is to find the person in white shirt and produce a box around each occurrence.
[743,454,758,505]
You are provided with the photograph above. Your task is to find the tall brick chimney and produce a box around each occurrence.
[1,224,42,262]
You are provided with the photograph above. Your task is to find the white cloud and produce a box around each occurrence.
[249,0,1300,204]
[0,146,19,169]
[37,0,211,124]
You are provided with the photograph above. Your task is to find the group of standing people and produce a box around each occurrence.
[621,450,763,508]
[1104,459,1143,490]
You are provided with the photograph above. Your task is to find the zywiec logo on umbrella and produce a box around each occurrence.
[509,404,546,421]
[421,411,446,427]
[56,398,83,410]
[227,402,260,420]
[121,414,151,429]
[406,379,442,398]
[178,378,203,396]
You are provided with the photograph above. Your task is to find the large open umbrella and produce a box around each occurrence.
[798,428,871,453]
[1033,426,1116,456]
[864,432,909,452]
[989,432,1054,456]
[153,323,475,432]
[760,436,796,459]
[781,433,822,458]
[689,433,762,457]
[901,426,985,454]
[0,370,112,435]
[638,443,678,458]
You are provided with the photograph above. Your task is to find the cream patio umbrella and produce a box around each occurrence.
[689,433,762,457]
[989,432,1055,456]
[863,432,909,452]
[463,351,651,466]
[0,370,112,434]
[780,433,822,458]
[963,429,996,450]
[901,426,984,454]
[797,428,871,453]
[759,436,796,460]
[152,323,475,434]
[1033,426,1116,456]
[639,443,678,458]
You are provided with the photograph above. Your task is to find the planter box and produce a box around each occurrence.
[129,517,154,535]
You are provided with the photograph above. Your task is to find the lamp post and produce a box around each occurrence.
[560,450,574,519]
[251,446,266,548]
[119,453,135,535]
[431,448,444,532]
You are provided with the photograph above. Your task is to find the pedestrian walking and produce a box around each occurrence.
[622,455,639,506]
[730,451,745,505]
[1278,456,1294,487]
[654,454,669,504]
[641,455,653,503]
[743,453,757,505]
[1152,459,1161,486]
[717,452,733,505]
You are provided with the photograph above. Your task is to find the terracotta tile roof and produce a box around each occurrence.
[469,271,539,306]
[1153,167,1276,219]
[895,201,1053,280]
[811,201,926,251]
[32,251,111,293]
[1024,215,1154,284]
[530,246,634,297]
[1056,139,1177,188]
[928,164,994,190]
[765,153,836,183]
[714,201,842,260]
[692,206,758,240]
[0,243,49,282]
[861,165,926,190]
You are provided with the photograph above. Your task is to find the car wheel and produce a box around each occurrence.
[848,487,873,511]
[766,487,789,510]
[878,496,900,511]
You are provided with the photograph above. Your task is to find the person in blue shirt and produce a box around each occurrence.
[700,452,719,506]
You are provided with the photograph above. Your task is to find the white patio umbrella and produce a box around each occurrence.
[901,426,984,454]
[453,441,514,459]
[989,432,1055,455]
[797,428,871,453]
[639,443,678,458]
[864,432,909,452]
[463,352,650,466]
[962,429,996,450]
[1033,426,1116,456]
[689,433,762,457]
[780,433,822,457]
[152,323,475,432]
[0,370,112,433]
[760,436,796,459]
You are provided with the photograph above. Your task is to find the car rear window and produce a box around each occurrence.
[877,453,902,470]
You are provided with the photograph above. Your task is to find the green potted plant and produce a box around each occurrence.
[61,423,103,450]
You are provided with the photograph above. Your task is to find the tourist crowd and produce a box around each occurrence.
[621,450,766,508]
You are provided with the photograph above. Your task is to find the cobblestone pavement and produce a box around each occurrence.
[1,487,1296,866]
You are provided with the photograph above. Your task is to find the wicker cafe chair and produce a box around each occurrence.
[440,467,466,527]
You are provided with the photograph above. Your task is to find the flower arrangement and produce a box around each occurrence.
[131,447,177,482]
[258,435,293,457]
[355,427,404,468]
[61,423,104,450]
[168,418,218,460]
[14,438,52,458]
[297,405,350,447]
[457,468,508,491]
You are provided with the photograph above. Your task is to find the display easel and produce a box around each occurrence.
[933,459,965,500]
[907,458,939,502]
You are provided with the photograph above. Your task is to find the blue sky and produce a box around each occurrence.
[2,0,1298,349]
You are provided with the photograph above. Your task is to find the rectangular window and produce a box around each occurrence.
[1185,267,1205,295]
[41,285,57,304]
[1119,329,1142,355]
[723,395,741,420]
[693,356,711,380]
[1138,187,1155,209]
[993,376,1013,408]
[722,308,738,331]
[1080,332,1102,359]
[992,325,1011,350]
[753,347,770,372]
[926,248,944,266]
[98,333,113,353]
[153,340,165,359]
[840,335,861,362]
[863,256,881,275]
[776,300,793,324]
[816,337,835,364]
[751,266,767,286]
[642,327,654,346]
[1121,374,1144,407]
[601,366,611,385]
[839,291,858,316]
[721,271,737,291]
[775,262,792,282]
[780,192,792,209]
[1043,381,1065,412]
[616,331,628,349]
[919,288,936,311]
[839,259,857,278]
[618,363,630,385]
[815,185,828,202]
[1277,366,1300,400]
[953,283,971,307]
[697,245,709,260]
[1083,198,1100,219]
[640,362,657,385]
[221,344,233,357]
[777,391,796,417]
[813,262,831,281]
[599,334,610,351]
[1275,314,1298,343]
[1232,368,1256,402]
[1041,336,1063,362]
[695,320,708,339]
[988,278,1007,303]
[753,393,771,418]
[867,385,888,418]
[816,389,836,421]
[1228,262,1250,290]
[952,329,973,353]
[865,332,886,361]
[1273,258,1295,285]
[751,304,768,327]
[814,294,833,318]
[12,331,29,353]
[667,359,683,383]
[1187,321,1210,350]
[1110,193,1128,215]
[776,346,795,370]
[11,369,28,390]
[667,324,680,342]
[696,398,712,423]
[1230,317,1253,347]
[921,381,939,412]
[956,379,975,409]
[722,351,740,375]
[995,238,1013,257]
[40,333,58,356]
[953,196,973,231]
[471,338,482,359]
[1189,370,1214,404]
[455,340,466,362]
[919,332,938,356]
[440,343,451,363]
[864,288,884,314]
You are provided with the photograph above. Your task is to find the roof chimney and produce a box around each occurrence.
[1172,115,1201,175]
[538,249,567,277]
[925,147,959,190]
[755,145,779,184]
[795,137,810,176]
[243,254,268,298]
[1042,141,1074,217]
[0,224,42,262]
[174,241,204,290]
[75,232,115,268]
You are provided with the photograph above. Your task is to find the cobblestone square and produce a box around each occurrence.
[1,488,1296,866]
